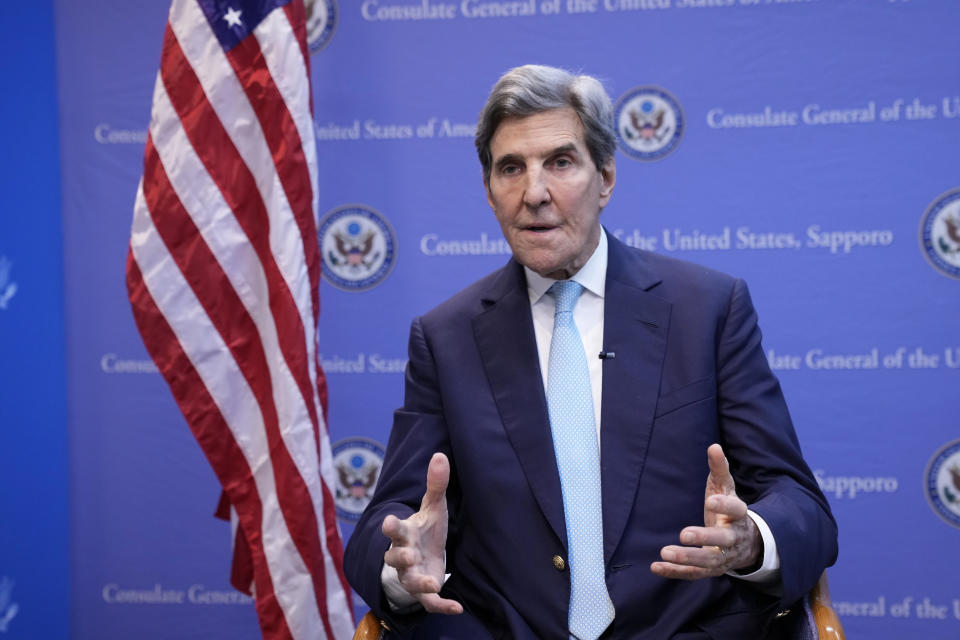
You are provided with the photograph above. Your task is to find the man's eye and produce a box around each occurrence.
[553,157,572,168]
[501,165,520,175]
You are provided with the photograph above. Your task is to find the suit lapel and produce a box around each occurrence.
[472,261,567,547]
[599,237,671,563]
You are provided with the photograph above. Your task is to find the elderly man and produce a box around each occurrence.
[344,65,837,639]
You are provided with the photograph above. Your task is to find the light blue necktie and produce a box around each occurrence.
[546,281,615,640]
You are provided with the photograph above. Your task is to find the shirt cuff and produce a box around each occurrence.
[381,561,421,612]
[380,547,451,613]
[727,510,781,584]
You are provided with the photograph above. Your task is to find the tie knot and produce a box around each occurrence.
[549,280,583,316]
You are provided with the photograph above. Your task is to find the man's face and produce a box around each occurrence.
[485,108,615,280]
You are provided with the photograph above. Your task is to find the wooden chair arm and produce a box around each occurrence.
[810,571,845,640]
[353,611,386,640]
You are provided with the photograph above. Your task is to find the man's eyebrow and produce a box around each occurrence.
[547,143,578,158]
[493,144,580,171]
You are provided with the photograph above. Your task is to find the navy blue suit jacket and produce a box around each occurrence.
[344,235,837,639]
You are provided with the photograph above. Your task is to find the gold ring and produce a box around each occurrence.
[715,546,727,559]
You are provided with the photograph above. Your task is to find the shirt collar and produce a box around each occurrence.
[525,227,608,305]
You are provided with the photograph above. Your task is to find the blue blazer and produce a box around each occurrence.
[344,235,837,639]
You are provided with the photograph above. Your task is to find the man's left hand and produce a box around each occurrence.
[650,444,762,580]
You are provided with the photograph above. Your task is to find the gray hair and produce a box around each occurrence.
[475,65,616,183]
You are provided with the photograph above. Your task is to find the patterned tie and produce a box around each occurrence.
[546,281,615,640]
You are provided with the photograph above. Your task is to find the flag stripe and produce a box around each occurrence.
[130,182,308,638]
[156,21,319,476]
[132,189,324,639]
[163,28,341,604]
[225,16,324,447]
[137,143,320,604]
[129,2,352,637]
[142,100,334,639]
[246,15,352,619]
[163,7,322,450]
[169,0,316,331]
[245,20,345,602]
[154,20,343,634]
[126,257,293,638]
[248,8,321,319]
[283,1,315,118]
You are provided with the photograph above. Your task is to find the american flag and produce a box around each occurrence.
[125,1,354,638]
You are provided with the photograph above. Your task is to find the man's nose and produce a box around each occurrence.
[522,168,551,209]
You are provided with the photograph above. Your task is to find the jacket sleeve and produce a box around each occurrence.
[343,315,455,634]
[715,278,838,607]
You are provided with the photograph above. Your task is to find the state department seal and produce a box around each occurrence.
[919,188,960,280]
[614,86,684,162]
[925,439,960,529]
[319,204,397,291]
[305,0,338,53]
[332,437,386,523]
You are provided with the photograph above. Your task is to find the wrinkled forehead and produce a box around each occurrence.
[489,108,587,160]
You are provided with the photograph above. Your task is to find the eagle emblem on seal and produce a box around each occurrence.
[626,101,670,143]
[337,461,378,501]
[330,225,379,270]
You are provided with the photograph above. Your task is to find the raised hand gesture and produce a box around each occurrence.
[651,444,762,580]
[381,452,463,614]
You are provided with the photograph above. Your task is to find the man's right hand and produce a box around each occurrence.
[381,452,463,615]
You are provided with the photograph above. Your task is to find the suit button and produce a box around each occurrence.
[552,555,566,571]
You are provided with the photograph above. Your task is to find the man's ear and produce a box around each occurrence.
[599,158,616,206]
[484,177,496,211]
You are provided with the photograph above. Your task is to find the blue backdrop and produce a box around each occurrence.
[0,4,69,640]
[2,0,959,638]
